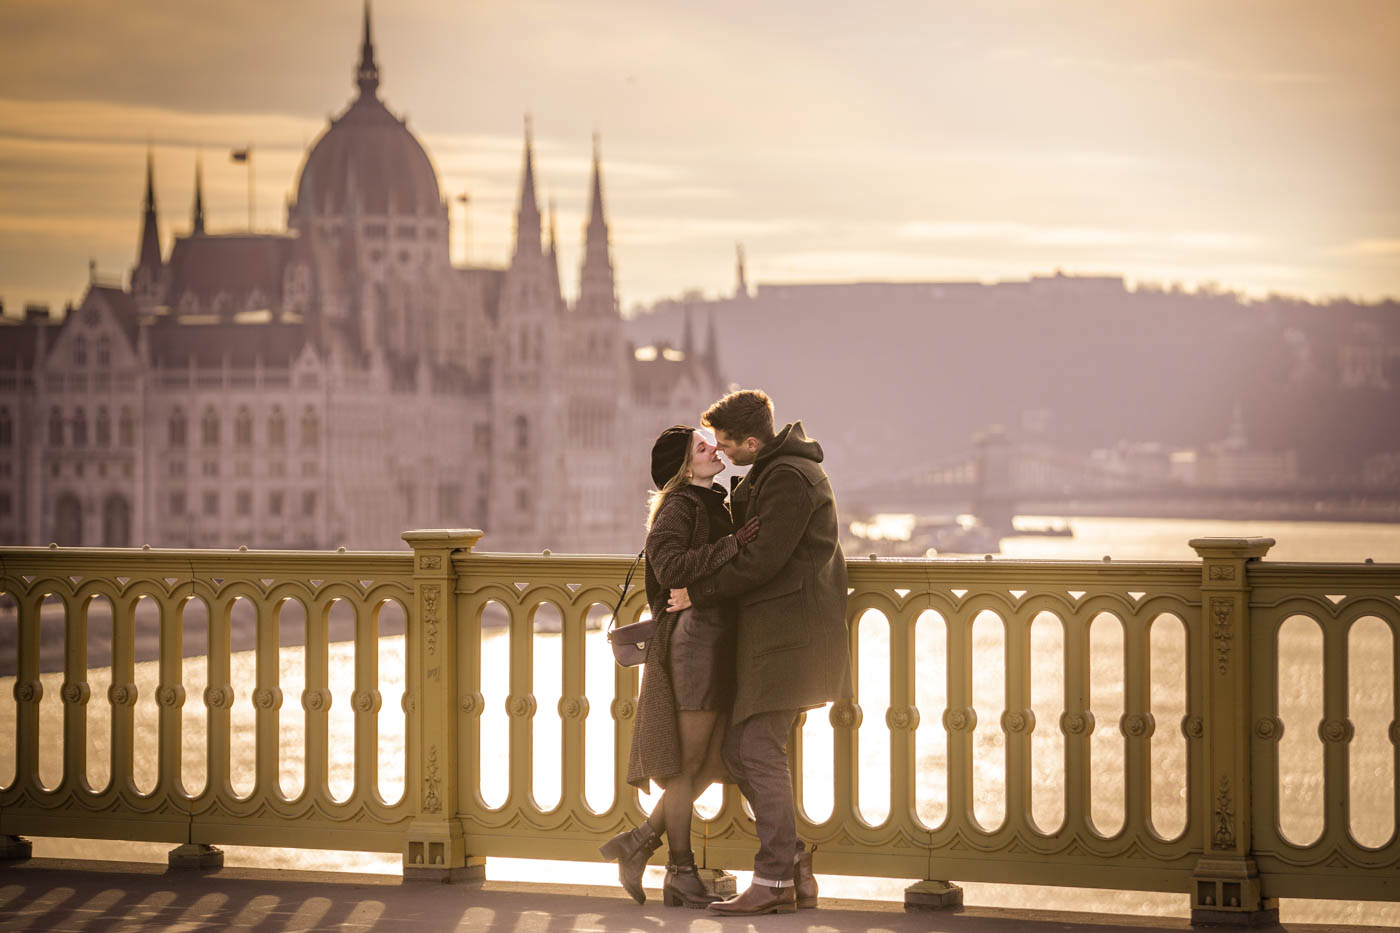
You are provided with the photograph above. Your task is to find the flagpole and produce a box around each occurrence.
[247,144,255,231]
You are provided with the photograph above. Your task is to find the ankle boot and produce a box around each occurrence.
[663,856,723,908]
[794,841,818,909]
[598,823,662,904]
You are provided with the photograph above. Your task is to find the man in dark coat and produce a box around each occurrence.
[668,389,852,915]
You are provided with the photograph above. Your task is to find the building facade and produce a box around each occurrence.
[0,9,723,554]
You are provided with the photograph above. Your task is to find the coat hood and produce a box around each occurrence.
[757,420,824,466]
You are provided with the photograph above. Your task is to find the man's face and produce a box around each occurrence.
[713,428,760,466]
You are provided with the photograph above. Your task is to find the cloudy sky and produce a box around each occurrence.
[1,0,1396,316]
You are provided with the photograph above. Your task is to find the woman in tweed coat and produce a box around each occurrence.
[600,425,758,908]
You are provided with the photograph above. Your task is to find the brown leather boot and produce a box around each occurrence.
[662,856,723,908]
[598,822,661,904]
[794,841,818,909]
[706,883,796,915]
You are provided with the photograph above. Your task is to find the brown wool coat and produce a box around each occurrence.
[691,421,853,724]
[626,484,738,790]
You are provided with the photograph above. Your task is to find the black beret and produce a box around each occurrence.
[651,425,694,488]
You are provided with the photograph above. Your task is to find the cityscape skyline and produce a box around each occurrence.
[1,0,1398,318]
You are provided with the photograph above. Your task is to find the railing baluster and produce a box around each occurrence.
[62,593,88,794]
[507,598,535,810]
[458,590,484,812]
[16,592,41,792]
[255,595,280,797]
[1122,610,1151,834]
[559,601,586,811]
[946,601,974,829]
[110,590,136,795]
[1249,606,1280,851]
[206,591,233,799]
[1062,611,1092,837]
[831,605,860,825]
[1392,618,1399,855]
[157,590,183,795]
[304,592,330,803]
[1003,608,1032,836]
[888,603,918,832]
[1322,615,1350,843]
[611,662,639,820]
[351,598,376,804]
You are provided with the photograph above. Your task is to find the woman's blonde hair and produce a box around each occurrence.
[646,429,694,530]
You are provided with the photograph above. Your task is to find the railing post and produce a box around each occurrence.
[1189,536,1276,926]
[402,528,484,882]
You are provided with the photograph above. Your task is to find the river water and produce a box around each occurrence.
[3,517,1398,923]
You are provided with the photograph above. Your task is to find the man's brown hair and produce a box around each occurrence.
[702,389,775,444]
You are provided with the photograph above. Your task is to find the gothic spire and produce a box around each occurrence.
[547,196,563,302]
[578,132,617,315]
[681,308,695,358]
[734,242,749,299]
[136,147,161,271]
[704,310,722,381]
[512,116,542,259]
[356,0,380,98]
[191,156,206,235]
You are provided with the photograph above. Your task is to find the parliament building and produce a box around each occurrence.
[0,8,724,553]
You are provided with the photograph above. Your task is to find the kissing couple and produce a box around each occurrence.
[599,388,853,915]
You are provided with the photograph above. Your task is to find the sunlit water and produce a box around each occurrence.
[3,517,1398,923]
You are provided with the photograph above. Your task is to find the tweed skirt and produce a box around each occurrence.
[667,607,736,711]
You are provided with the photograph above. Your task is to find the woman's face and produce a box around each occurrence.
[689,431,725,482]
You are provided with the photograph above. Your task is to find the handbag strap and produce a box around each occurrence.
[607,550,646,635]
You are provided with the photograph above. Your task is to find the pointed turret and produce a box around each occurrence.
[547,197,563,302]
[577,132,617,315]
[191,156,206,235]
[681,308,696,359]
[356,0,380,98]
[704,310,722,382]
[136,148,161,271]
[734,242,749,299]
[512,117,542,260]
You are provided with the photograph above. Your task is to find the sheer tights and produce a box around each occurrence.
[645,709,724,864]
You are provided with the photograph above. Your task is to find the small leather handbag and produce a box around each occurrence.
[606,550,653,667]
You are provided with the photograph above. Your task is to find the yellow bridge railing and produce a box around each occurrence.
[0,531,1396,923]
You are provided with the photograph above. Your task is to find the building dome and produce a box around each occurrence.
[295,95,441,218]
[292,7,441,218]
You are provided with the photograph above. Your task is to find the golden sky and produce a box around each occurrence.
[1,0,1397,315]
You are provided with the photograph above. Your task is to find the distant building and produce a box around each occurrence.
[0,8,722,552]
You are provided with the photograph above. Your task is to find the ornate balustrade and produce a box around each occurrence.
[1,533,1396,923]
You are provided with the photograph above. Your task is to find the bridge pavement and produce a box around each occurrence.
[0,859,1390,933]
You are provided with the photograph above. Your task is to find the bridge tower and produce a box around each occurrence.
[971,426,1016,531]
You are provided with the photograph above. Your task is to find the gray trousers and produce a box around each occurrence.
[722,708,799,886]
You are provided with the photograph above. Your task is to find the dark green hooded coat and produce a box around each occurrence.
[690,421,853,723]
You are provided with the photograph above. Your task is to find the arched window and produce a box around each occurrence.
[96,406,111,446]
[514,414,529,451]
[0,407,11,447]
[49,407,64,447]
[96,335,111,367]
[73,336,87,367]
[201,406,220,447]
[268,406,286,446]
[301,406,319,449]
[235,406,253,447]
[119,407,134,447]
[55,493,82,546]
[169,407,187,447]
[72,407,88,446]
[102,494,131,547]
